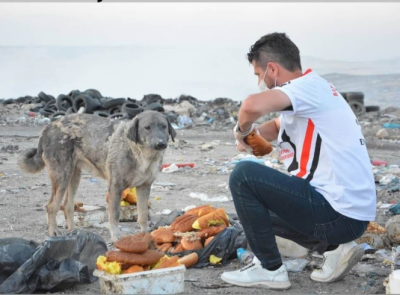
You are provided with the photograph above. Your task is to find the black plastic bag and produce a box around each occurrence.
[0,230,107,294]
[0,238,39,285]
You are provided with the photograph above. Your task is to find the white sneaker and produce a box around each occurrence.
[221,263,291,290]
[310,241,364,283]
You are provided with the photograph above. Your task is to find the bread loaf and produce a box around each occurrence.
[178,253,198,268]
[181,237,203,251]
[157,243,173,252]
[106,250,164,265]
[204,236,214,247]
[151,227,175,244]
[185,205,212,216]
[170,214,198,232]
[123,265,144,274]
[244,130,273,156]
[114,233,154,253]
[192,208,229,230]
[198,225,227,239]
[152,255,180,270]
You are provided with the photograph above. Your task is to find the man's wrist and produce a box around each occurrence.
[235,123,254,136]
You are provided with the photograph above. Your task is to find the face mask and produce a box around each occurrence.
[258,66,277,92]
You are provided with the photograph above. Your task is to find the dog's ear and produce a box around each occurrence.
[127,117,139,144]
[167,118,176,142]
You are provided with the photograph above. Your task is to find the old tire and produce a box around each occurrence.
[109,112,129,120]
[366,105,380,112]
[39,108,56,117]
[2,99,14,105]
[347,92,364,104]
[38,91,53,103]
[84,89,102,100]
[144,102,164,112]
[56,94,73,111]
[45,100,57,111]
[68,90,81,99]
[104,98,127,109]
[107,105,122,115]
[121,103,143,119]
[73,94,102,114]
[94,111,110,118]
[349,100,366,116]
[50,111,66,121]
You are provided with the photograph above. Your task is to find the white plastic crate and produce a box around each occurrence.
[93,265,185,294]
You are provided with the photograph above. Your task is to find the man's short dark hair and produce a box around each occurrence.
[247,32,302,72]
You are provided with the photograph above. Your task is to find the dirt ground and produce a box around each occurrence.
[1,107,400,294]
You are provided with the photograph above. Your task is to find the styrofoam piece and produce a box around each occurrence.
[93,265,185,294]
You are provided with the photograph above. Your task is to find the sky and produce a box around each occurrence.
[0,2,399,100]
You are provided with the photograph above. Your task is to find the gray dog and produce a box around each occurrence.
[19,111,176,242]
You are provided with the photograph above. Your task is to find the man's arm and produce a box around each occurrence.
[238,90,291,133]
[256,117,281,142]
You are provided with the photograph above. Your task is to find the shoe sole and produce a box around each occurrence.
[221,276,291,290]
[311,244,365,283]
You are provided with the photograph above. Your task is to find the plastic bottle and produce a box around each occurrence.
[237,248,254,265]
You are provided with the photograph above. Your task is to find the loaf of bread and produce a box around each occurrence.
[114,233,154,253]
[181,236,203,251]
[204,236,214,247]
[244,130,273,156]
[122,265,144,274]
[185,205,212,216]
[198,207,217,217]
[198,225,227,239]
[171,243,185,254]
[151,227,175,244]
[106,250,164,265]
[192,208,229,230]
[170,214,198,232]
[152,255,180,270]
[122,188,137,204]
[178,253,199,268]
[157,243,173,252]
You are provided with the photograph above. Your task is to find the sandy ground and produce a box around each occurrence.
[1,110,400,294]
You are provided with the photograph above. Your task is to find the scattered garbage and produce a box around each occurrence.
[284,259,310,273]
[0,231,107,294]
[377,129,390,139]
[56,205,108,228]
[372,160,389,166]
[383,123,400,129]
[177,115,193,128]
[189,192,229,202]
[161,164,180,173]
[386,216,400,243]
[237,248,254,265]
[276,236,309,258]
[161,163,195,170]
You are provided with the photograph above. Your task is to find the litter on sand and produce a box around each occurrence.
[189,192,229,202]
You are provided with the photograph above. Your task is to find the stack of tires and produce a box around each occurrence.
[24,90,165,122]
[340,92,380,116]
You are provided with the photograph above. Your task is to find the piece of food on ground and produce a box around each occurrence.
[171,242,185,254]
[120,200,131,207]
[198,206,217,217]
[157,242,173,252]
[106,250,165,265]
[152,255,181,270]
[204,236,214,247]
[123,265,144,274]
[181,236,203,251]
[178,253,199,268]
[198,225,227,239]
[170,214,198,232]
[151,227,175,244]
[122,187,137,204]
[209,255,222,265]
[114,232,155,253]
[185,204,213,216]
[366,221,386,234]
[192,208,229,229]
[96,256,122,274]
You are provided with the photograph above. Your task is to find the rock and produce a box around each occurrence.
[377,128,389,139]
[386,215,400,243]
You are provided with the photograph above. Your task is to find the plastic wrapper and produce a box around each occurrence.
[0,230,107,294]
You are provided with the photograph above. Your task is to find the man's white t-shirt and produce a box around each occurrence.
[275,69,376,221]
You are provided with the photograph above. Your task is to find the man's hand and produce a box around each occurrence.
[233,122,254,149]
[236,140,252,153]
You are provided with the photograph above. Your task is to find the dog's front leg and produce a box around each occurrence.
[107,184,123,242]
[136,184,151,232]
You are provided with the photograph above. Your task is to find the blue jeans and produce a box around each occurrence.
[229,161,369,269]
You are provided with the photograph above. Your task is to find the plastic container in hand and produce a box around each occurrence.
[237,248,254,265]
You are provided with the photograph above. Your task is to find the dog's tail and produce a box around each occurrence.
[18,137,45,173]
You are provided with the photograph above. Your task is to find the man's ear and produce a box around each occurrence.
[127,117,139,144]
[167,118,176,142]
